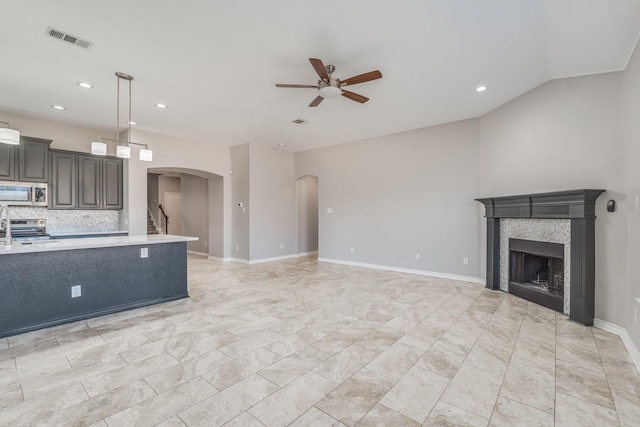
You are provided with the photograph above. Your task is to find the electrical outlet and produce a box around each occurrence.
[235,244,239,251]
[350,247,355,254]
[280,243,284,249]
[140,248,148,258]
[71,285,81,298]
[463,257,469,266]
[415,253,421,260]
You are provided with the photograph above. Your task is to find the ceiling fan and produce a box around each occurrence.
[276,58,382,107]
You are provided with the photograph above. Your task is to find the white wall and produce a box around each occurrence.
[295,119,481,279]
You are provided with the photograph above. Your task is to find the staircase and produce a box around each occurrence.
[147,211,159,235]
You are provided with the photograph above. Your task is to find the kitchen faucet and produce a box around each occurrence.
[0,204,11,246]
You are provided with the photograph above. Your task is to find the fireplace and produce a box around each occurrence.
[508,238,564,313]
[476,189,605,326]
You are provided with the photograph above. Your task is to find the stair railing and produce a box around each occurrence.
[158,204,169,234]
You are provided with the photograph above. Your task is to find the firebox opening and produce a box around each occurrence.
[508,238,564,313]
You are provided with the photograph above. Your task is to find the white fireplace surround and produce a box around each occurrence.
[499,218,571,314]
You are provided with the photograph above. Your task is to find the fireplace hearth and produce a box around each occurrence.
[476,189,605,326]
[508,238,564,313]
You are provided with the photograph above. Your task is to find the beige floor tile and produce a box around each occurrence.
[105,377,217,427]
[249,372,337,427]
[0,338,7,350]
[510,333,555,374]
[489,396,553,426]
[119,333,196,364]
[67,334,149,368]
[88,421,108,427]
[144,349,230,393]
[379,366,449,423]
[316,369,395,426]
[356,328,404,352]
[415,336,467,378]
[168,331,240,362]
[556,358,615,409]
[423,401,489,426]
[83,352,179,398]
[440,363,503,419]
[155,416,187,427]
[218,329,284,359]
[223,411,266,427]
[179,374,278,427]
[31,379,156,426]
[310,328,369,355]
[500,361,555,414]
[266,328,326,357]
[1,381,88,426]
[355,403,421,427]
[0,383,22,410]
[203,348,280,390]
[555,392,620,427]
[289,407,346,426]
[313,344,378,384]
[365,342,424,381]
[610,386,640,427]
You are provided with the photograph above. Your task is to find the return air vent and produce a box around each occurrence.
[45,26,93,50]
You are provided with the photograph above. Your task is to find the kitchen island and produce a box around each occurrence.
[0,234,197,338]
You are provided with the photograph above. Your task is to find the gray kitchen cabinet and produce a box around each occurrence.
[18,137,51,183]
[49,150,77,209]
[102,157,123,209]
[0,143,16,180]
[51,151,122,210]
[78,154,101,209]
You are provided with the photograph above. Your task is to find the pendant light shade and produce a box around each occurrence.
[139,147,153,162]
[88,72,153,160]
[91,141,107,155]
[0,124,20,145]
[116,144,131,158]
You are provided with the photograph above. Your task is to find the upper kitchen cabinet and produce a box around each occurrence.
[0,143,16,180]
[78,154,101,209]
[50,150,77,209]
[18,137,51,182]
[102,157,123,209]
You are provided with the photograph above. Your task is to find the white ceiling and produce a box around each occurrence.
[1,1,639,152]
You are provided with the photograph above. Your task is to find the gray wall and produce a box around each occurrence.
[249,144,295,260]
[296,175,319,254]
[181,174,209,254]
[295,119,481,278]
[231,144,250,260]
[621,40,640,350]
[209,174,224,258]
[478,72,627,332]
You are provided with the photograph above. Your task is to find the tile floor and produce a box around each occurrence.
[1,255,639,426]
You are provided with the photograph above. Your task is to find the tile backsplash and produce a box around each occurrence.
[7,207,120,235]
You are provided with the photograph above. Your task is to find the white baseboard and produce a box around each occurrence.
[187,250,209,257]
[227,255,296,265]
[228,257,250,264]
[207,256,231,262]
[296,251,318,257]
[594,318,640,374]
[317,257,485,285]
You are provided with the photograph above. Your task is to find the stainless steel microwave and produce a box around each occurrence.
[0,181,48,206]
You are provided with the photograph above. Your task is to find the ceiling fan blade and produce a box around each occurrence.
[309,58,329,81]
[275,84,318,88]
[309,96,324,107]
[341,90,369,103]
[340,70,382,86]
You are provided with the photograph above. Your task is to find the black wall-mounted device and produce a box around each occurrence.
[607,200,615,212]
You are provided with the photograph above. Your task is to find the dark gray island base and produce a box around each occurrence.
[0,235,195,338]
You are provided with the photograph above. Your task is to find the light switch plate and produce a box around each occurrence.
[141,248,148,258]
[71,285,81,298]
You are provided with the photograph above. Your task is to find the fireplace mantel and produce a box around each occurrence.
[476,189,605,325]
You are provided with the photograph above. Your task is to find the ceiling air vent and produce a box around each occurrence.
[45,26,93,50]
[292,119,306,125]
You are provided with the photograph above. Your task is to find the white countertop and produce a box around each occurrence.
[0,234,197,255]
[50,230,129,237]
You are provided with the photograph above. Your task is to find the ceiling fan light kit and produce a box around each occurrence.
[276,58,382,107]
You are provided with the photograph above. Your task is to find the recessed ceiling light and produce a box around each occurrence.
[52,105,65,110]
[156,103,167,108]
[476,85,488,92]
[278,143,285,147]
[77,82,93,89]
[128,121,137,125]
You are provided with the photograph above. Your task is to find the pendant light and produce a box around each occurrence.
[0,121,20,145]
[90,72,153,161]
